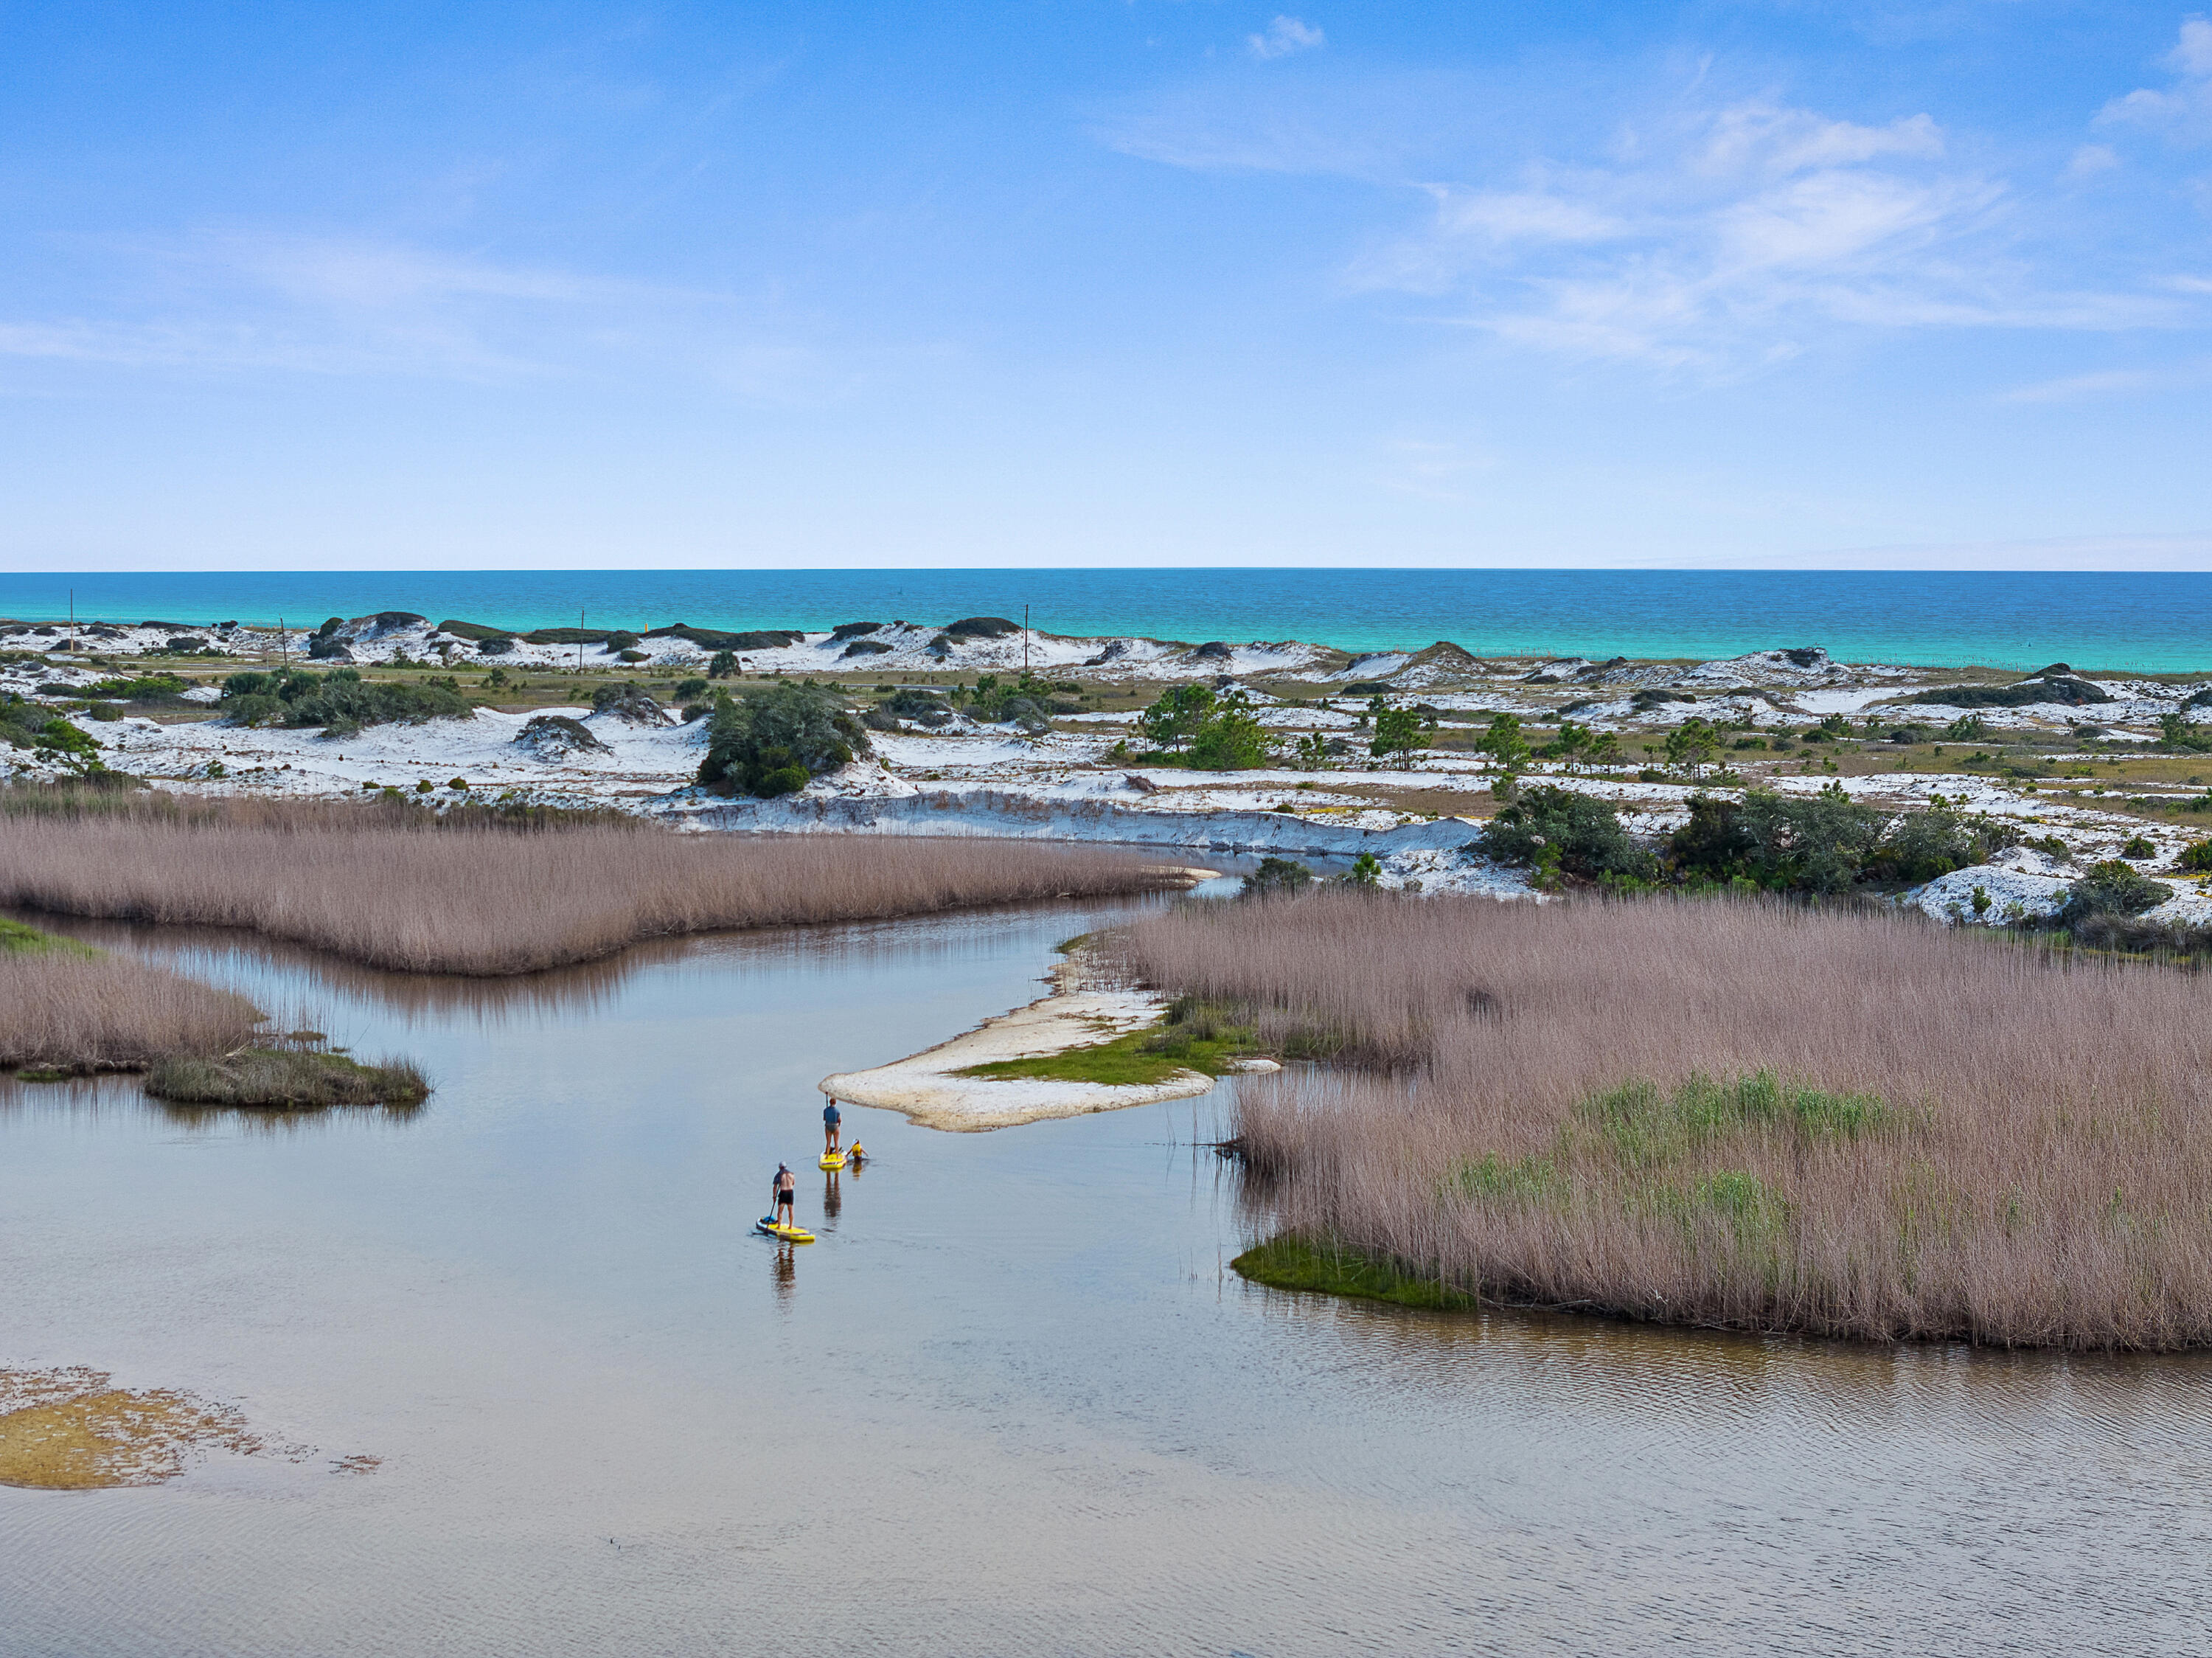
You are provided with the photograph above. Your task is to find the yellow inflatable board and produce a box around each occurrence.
[757,1216,815,1244]
[819,1152,846,1170]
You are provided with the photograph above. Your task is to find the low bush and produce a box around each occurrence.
[2056,859,2171,926]
[698,681,870,796]
[1478,785,1657,884]
[1906,676,2112,708]
[2178,839,2212,873]
[1242,857,1313,898]
[218,667,470,732]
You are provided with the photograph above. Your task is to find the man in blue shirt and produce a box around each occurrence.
[823,1097,842,1156]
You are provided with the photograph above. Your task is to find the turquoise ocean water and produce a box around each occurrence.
[2,569,2206,672]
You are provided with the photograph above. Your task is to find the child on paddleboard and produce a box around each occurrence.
[823,1097,842,1155]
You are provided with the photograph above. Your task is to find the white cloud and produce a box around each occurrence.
[1334,92,2195,371]
[0,229,880,400]
[1248,16,1324,61]
[2064,143,2121,180]
[2096,18,2212,140]
[1998,362,2211,402]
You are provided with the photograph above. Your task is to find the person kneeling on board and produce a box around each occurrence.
[823,1097,842,1156]
[773,1163,797,1231]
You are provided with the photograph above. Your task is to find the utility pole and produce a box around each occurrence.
[279,617,288,668]
[68,588,74,651]
[1023,604,1029,679]
[579,608,585,676]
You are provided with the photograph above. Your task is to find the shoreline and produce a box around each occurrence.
[818,944,1271,1132]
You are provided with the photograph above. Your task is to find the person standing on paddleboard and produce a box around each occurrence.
[823,1097,842,1156]
[772,1163,796,1231]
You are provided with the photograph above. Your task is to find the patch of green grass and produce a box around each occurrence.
[145,1048,430,1109]
[957,996,1259,1085]
[13,1067,74,1083]
[0,918,99,958]
[1231,1235,1479,1312]
[1581,1069,1885,1166]
[1449,1151,1560,1203]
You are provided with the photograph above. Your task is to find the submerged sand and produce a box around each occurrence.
[0,1365,260,1489]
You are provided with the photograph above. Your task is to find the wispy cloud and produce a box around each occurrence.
[2096,18,2212,142]
[0,229,891,401]
[1342,98,2171,370]
[1110,61,2199,374]
[2063,142,2121,181]
[1999,358,2212,402]
[1248,16,1324,61]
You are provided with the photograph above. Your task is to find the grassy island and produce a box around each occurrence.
[147,1044,428,1109]
[1122,890,2212,1351]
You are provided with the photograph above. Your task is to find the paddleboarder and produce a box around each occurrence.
[823,1096,843,1156]
[772,1162,796,1232]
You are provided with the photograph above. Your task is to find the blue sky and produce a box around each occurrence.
[1,1,2207,570]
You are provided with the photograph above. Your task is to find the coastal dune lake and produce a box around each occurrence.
[4,897,2210,1655]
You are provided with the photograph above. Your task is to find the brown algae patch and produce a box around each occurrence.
[0,1365,261,1490]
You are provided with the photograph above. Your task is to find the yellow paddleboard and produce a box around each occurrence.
[819,1152,846,1170]
[757,1216,815,1244]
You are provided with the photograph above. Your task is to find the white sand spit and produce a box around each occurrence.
[818,957,1245,1132]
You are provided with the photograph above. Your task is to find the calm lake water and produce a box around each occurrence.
[5,901,2211,1655]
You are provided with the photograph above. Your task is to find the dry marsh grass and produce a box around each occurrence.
[0,938,262,1071]
[0,788,1184,975]
[1119,891,2212,1350]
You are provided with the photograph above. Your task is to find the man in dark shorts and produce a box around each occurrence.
[772,1163,796,1229]
[823,1097,842,1156]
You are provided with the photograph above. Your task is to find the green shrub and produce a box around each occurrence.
[218,666,468,731]
[79,673,186,704]
[1240,857,1313,898]
[603,631,641,652]
[673,677,709,701]
[1368,696,1424,761]
[1478,785,1656,881]
[2057,860,2171,926]
[1340,852,1383,888]
[707,650,738,679]
[2177,839,2212,873]
[1189,691,1270,769]
[697,681,870,796]
[1670,785,1889,893]
[2122,835,2155,859]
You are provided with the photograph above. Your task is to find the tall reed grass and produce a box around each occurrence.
[1119,891,2212,1350]
[0,948,262,1070]
[0,788,1182,975]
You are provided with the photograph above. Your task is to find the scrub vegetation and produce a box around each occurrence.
[0,783,1186,976]
[956,997,1259,1086]
[1119,889,2212,1350]
[147,1044,429,1109]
